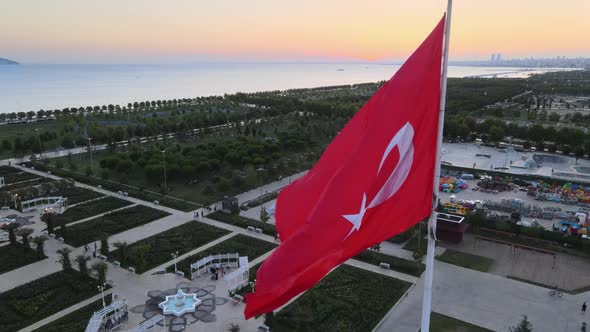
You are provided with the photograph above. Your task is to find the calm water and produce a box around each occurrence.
[0,63,561,113]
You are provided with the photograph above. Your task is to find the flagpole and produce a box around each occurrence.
[420,0,453,331]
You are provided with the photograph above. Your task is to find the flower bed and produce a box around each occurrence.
[207,211,276,235]
[0,244,46,275]
[55,196,132,226]
[110,221,230,273]
[57,205,170,247]
[354,250,425,277]
[169,234,277,277]
[0,270,101,332]
[272,264,411,331]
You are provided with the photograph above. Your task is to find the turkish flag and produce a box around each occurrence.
[245,15,445,319]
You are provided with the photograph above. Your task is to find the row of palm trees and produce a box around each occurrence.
[56,247,108,284]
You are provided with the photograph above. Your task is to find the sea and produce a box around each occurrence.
[0,63,567,114]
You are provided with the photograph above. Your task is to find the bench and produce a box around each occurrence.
[47,171,51,175]
[123,192,128,196]
[255,228,263,234]
[175,270,185,277]
[98,255,107,261]
[117,191,123,195]
[57,237,64,242]
[153,200,159,205]
[379,262,390,270]
[1,207,9,210]
[113,260,121,267]
[128,266,136,273]
[232,294,244,304]
[153,268,166,275]
[97,185,102,189]
[257,324,270,331]
[48,233,55,239]
[247,226,255,232]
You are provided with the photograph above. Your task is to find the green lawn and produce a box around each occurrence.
[0,270,101,332]
[109,221,231,273]
[58,205,170,247]
[272,264,411,332]
[207,211,276,235]
[436,249,494,272]
[170,234,277,277]
[0,244,46,275]
[32,298,112,332]
[430,312,493,332]
[55,196,132,226]
[354,250,425,277]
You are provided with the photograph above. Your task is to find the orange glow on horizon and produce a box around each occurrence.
[1,0,588,63]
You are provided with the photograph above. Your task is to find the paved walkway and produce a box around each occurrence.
[375,259,590,332]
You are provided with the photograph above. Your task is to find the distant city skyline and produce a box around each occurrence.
[1,0,589,64]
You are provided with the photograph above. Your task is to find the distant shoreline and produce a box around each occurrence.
[0,57,18,65]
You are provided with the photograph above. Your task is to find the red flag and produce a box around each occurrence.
[245,15,445,319]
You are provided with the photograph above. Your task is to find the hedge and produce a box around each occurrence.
[57,205,170,247]
[354,250,425,277]
[207,211,276,235]
[170,234,277,277]
[110,221,230,273]
[0,270,101,332]
[246,191,279,208]
[59,186,103,205]
[55,196,132,226]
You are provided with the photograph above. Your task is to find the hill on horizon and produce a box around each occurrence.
[0,57,19,65]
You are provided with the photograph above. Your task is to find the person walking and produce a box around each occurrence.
[583,301,587,314]
[84,244,89,253]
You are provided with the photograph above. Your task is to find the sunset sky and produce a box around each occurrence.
[1,0,588,64]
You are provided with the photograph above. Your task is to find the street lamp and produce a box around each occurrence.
[171,251,179,272]
[250,279,256,292]
[161,150,168,191]
[12,194,18,210]
[256,167,264,194]
[35,128,43,158]
[97,283,107,308]
[87,137,94,172]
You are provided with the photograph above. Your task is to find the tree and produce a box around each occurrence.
[56,247,73,271]
[42,212,57,234]
[75,254,90,275]
[509,315,533,332]
[260,206,270,224]
[32,236,47,258]
[7,224,18,245]
[16,228,33,249]
[85,165,94,176]
[131,244,151,271]
[113,241,128,262]
[548,112,560,122]
[92,261,108,284]
[100,238,109,256]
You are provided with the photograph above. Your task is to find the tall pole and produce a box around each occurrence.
[161,150,167,191]
[87,137,94,172]
[420,1,453,331]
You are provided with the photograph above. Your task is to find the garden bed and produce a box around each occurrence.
[55,196,132,226]
[0,270,102,332]
[169,234,277,277]
[245,191,278,208]
[207,211,276,235]
[32,298,111,332]
[58,186,103,205]
[436,249,494,272]
[0,244,46,275]
[429,312,493,332]
[354,250,425,277]
[26,162,200,212]
[109,221,230,273]
[57,205,170,247]
[272,264,411,332]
